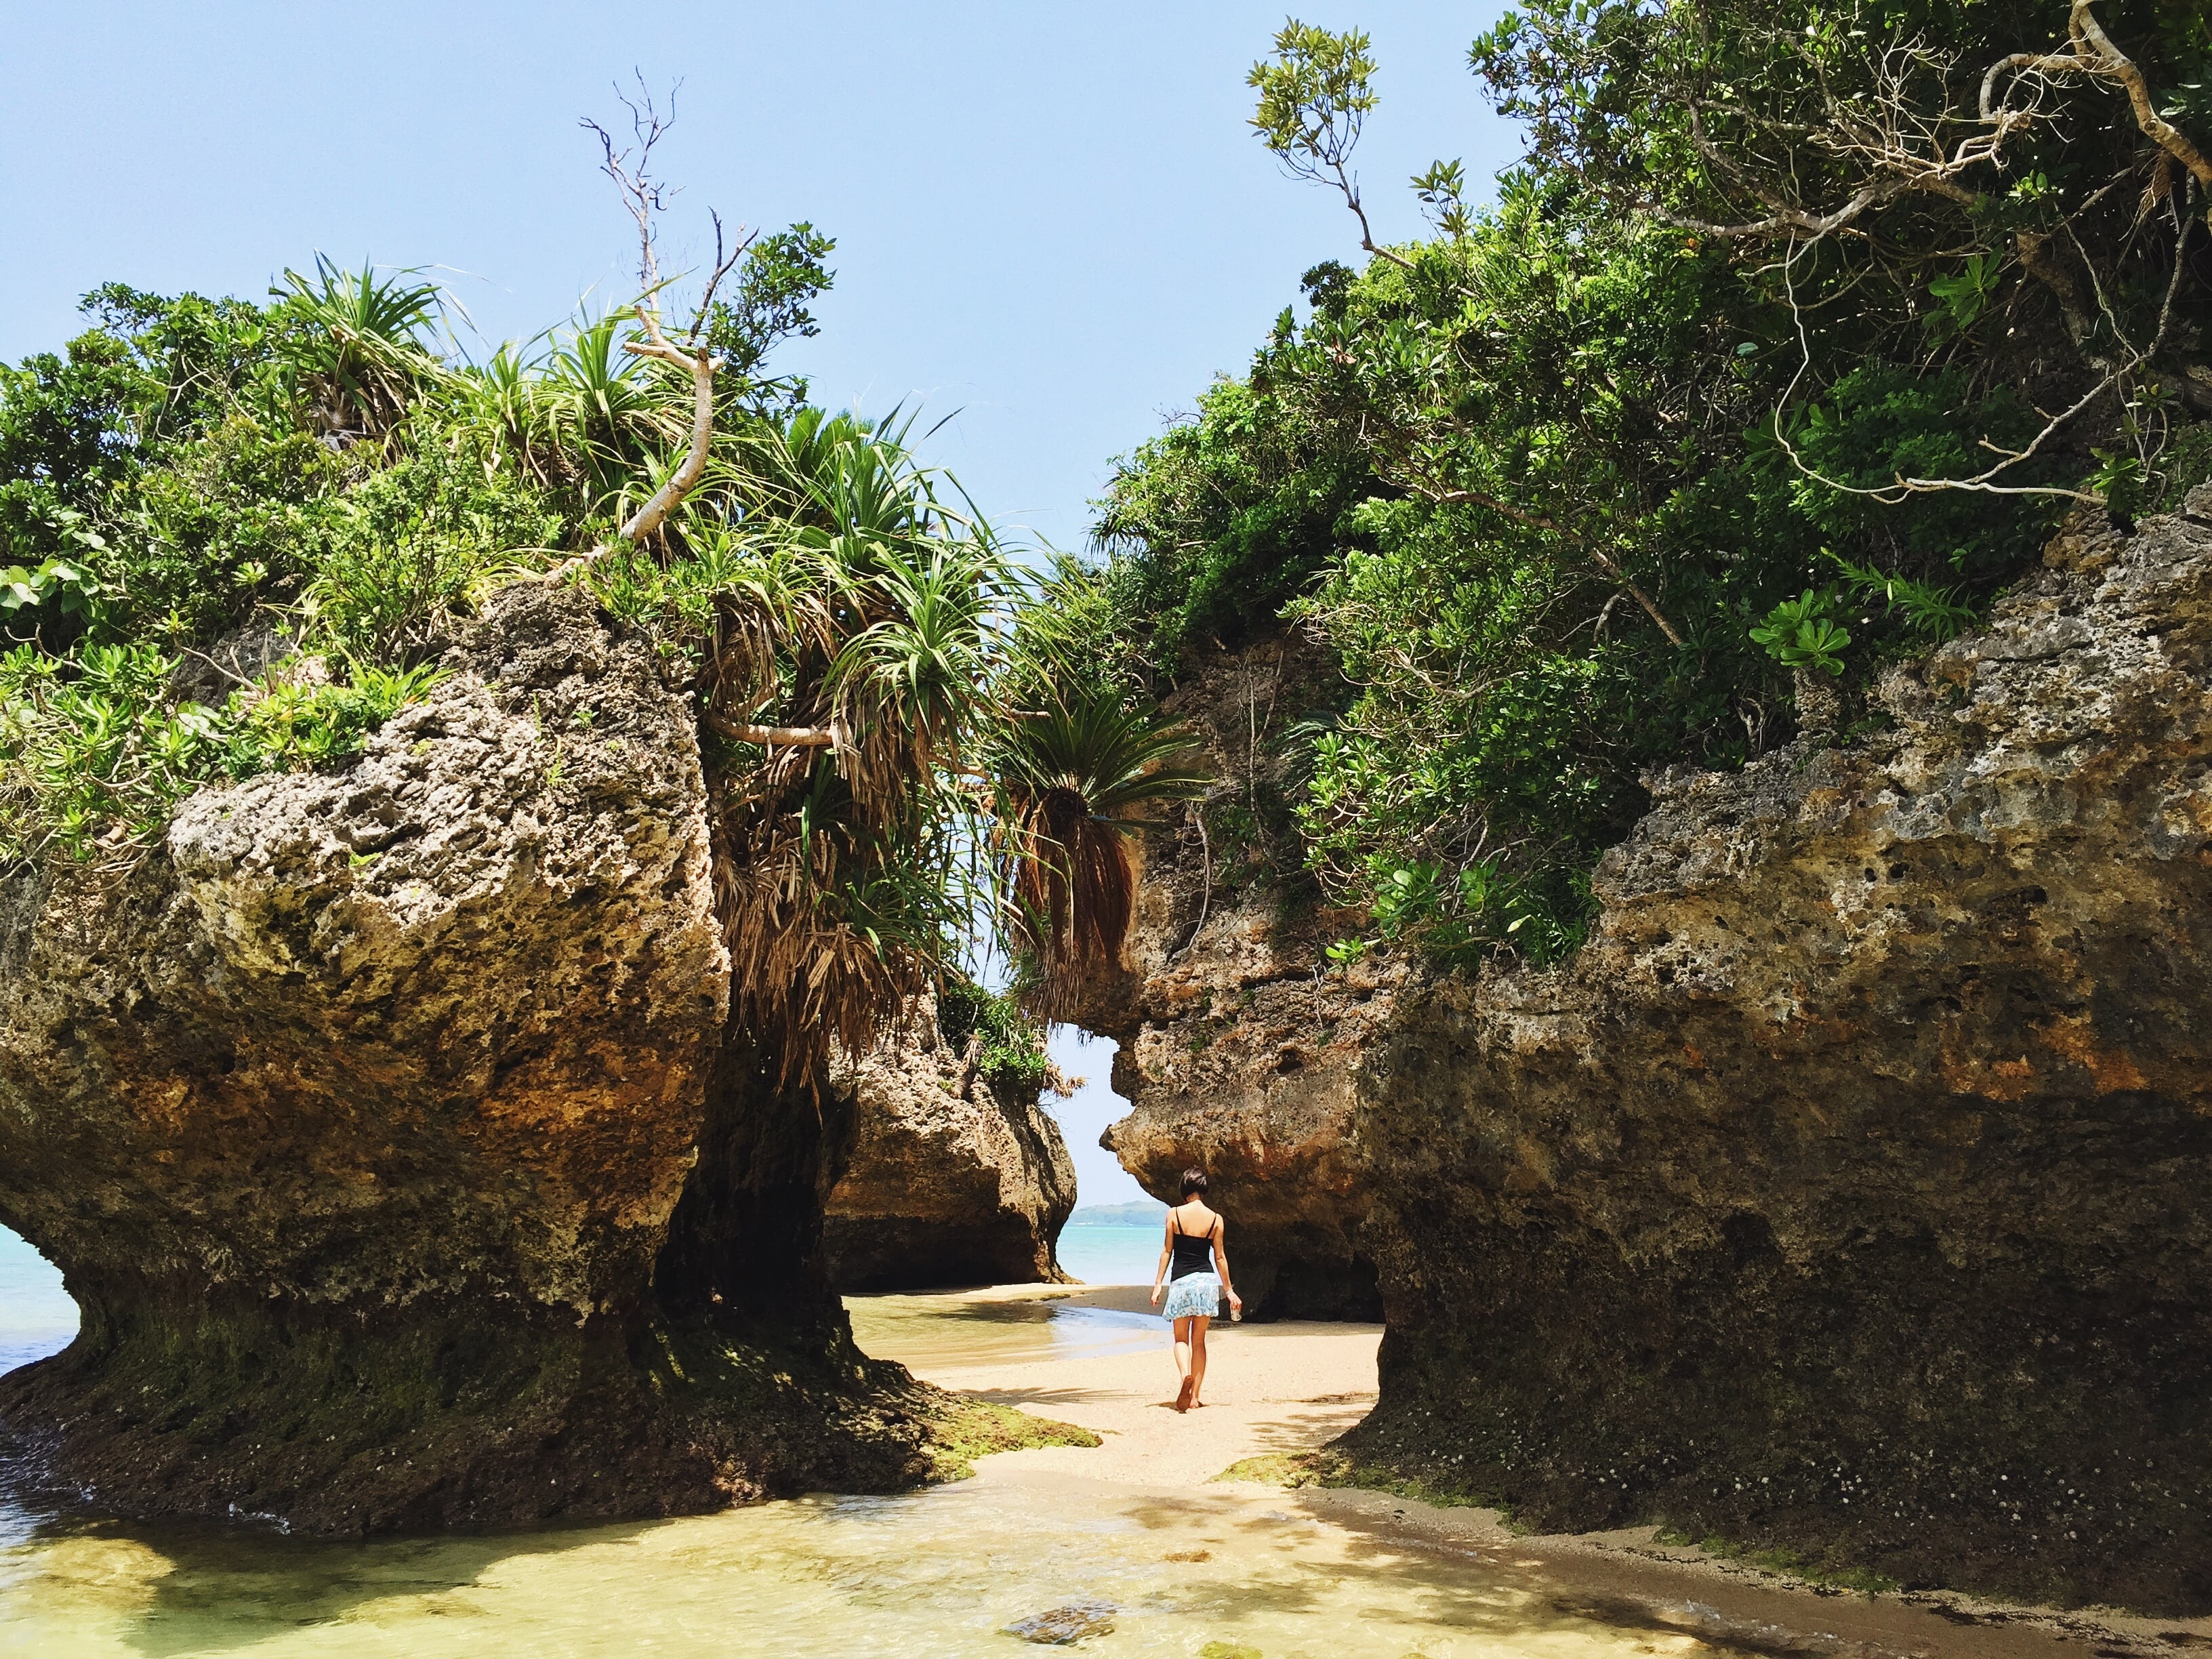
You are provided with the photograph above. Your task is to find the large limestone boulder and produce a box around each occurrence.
[0,583,937,1533]
[1077,632,1388,1318]
[824,998,1076,1290]
[1349,507,2212,1612]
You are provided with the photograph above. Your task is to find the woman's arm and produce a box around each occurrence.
[1151,1216,1173,1305]
[1212,1218,1242,1314]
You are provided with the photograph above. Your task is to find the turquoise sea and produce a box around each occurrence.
[0,1227,73,1376]
[1052,1222,1161,1287]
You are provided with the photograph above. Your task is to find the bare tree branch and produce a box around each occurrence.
[1986,3,2212,211]
[544,81,756,579]
[703,711,837,748]
[1328,161,1416,271]
[1769,186,2197,508]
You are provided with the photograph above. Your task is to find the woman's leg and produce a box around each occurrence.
[1189,1316,1210,1404]
[1172,1315,1193,1393]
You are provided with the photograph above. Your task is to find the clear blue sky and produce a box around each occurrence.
[0,1,1518,1208]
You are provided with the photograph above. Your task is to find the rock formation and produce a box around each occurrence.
[824,999,1077,1290]
[0,584,946,1532]
[1077,632,1390,1318]
[1343,503,2212,1611]
[1090,499,2212,1611]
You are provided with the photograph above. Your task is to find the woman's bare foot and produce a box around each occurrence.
[1174,1376,1195,1412]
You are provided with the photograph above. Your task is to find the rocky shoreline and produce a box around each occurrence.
[1084,503,2212,1614]
[0,584,1046,1531]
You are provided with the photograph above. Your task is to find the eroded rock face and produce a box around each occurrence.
[1078,634,1389,1318]
[824,1000,1077,1290]
[1347,510,2212,1612]
[0,584,935,1532]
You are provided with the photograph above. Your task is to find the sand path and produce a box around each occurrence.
[910,1284,1381,1487]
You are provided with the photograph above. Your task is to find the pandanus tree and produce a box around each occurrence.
[990,687,1208,1019]
[590,407,1204,1076]
[546,93,1204,1076]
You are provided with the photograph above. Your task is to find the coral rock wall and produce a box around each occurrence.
[1080,632,1389,1317]
[0,585,936,1532]
[1348,507,2212,1612]
[825,1000,1077,1290]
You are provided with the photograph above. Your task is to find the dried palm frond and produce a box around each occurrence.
[991,686,1207,1019]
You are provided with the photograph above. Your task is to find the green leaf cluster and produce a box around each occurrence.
[935,975,1054,1103]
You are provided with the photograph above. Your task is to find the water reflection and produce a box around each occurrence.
[845,1286,1162,1372]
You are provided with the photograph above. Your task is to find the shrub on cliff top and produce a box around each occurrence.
[0,97,1199,1079]
[1090,3,2211,966]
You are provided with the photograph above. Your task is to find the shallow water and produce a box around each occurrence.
[0,1256,1713,1659]
[1055,1223,1164,1288]
[0,1232,2089,1658]
[846,1286,1162,1371]
[0,1468,1757,1659]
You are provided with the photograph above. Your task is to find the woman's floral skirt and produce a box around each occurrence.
[1162,1271,1222,1322]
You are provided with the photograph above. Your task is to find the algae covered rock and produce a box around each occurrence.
[1004,1601,1117,1643]
[0,583,937,1531]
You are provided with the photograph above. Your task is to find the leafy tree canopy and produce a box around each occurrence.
[1089,0,2211,966]
[1,114,1197,1074]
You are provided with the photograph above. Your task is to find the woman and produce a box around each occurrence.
[1149,1168,1242,1412]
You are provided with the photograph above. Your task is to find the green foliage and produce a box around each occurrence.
[218,664,449,777]
[703,224,837,403]
[1248,20,1379,174]
[0,237,796,863]
[1087,2,2209,968]
[304,432,564,663]
[1825,551,1978,644]
[935,975,1052,1102]
[268,255,446,438]
[1750,592,1851,676]
[1786,365,2049,578]
[1093,370,1372,664]
[2154,421,2212,511]
[987,679,1207,1013]
[0,638,446,865]
[0,218,1170,1092]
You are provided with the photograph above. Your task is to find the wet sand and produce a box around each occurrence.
[859,1282,2212,1659]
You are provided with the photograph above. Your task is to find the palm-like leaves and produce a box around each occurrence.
[271,256,445,438]
[686,411,1017,1076]
[991,685,1207,1017]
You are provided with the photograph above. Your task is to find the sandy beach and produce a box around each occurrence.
[855,1283,2212,1659]
[907,1282,1384,1487]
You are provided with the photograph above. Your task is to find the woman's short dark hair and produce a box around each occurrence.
[1179,1168,1208,1197]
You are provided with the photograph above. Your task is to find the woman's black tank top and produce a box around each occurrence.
[1169,1210,1215,1279]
